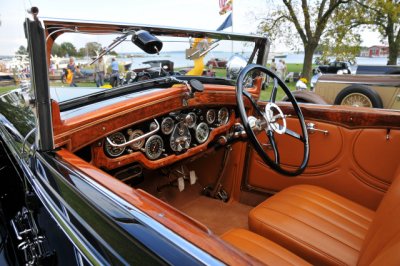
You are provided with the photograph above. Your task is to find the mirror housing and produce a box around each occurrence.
[132,30,163,54]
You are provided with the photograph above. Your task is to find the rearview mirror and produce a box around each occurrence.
[132,30,163,54]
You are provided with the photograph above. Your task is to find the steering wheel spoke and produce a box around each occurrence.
[267,130,280,164]
[236,64,309,176]
[243,90,264,117]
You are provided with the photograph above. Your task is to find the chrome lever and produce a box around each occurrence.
[106,119,160,148]
[306,122,329,135]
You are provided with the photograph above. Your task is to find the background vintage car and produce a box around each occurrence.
[0,10,400,266]
[313,74,400,109]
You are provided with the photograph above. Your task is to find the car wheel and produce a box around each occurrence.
[334,85,383,108]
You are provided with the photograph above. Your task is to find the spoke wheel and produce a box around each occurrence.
[341,93,373,108]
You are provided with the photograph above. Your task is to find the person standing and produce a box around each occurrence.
[276,59,284,80]
[110,58,119,87]
[94,56,106,87]
[282,60,287,81]
[67,57,77,87]
[270,58,277,73]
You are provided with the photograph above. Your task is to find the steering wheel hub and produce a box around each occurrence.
[264,103,286,135]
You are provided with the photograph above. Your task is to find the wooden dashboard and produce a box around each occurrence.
[51,83,257,170]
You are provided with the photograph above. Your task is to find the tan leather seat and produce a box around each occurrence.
[221,228,311,265]
[249,168,400,265]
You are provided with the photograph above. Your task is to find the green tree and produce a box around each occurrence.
[85,42,102,56]
[258,0,351,80]
[16,45,27,55]
[349,0,400,65]
[60,42,77,57]
[51,42,62,57]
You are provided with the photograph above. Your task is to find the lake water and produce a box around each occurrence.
[118,51,396,69]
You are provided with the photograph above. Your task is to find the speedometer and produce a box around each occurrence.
[144,135,164,160]
[104,132,126,157]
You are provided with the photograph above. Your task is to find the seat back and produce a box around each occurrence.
[358,166,400,265]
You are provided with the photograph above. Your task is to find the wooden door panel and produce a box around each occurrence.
[246,118,400,210]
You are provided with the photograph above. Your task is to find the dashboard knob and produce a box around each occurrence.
[218,136,228,145]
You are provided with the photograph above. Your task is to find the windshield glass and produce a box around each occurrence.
[48,30,260,103]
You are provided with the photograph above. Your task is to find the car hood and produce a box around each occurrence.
[50,87,107,103]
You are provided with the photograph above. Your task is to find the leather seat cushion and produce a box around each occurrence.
[249,185,375,265]
[222,228,310,265]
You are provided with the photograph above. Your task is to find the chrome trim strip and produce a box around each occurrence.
[57,159,224,265]
[0,127,103,265]
[30,174,105,266]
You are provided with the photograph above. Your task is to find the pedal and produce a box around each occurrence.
[177,177,185,192]
[217,188,229,202]
[189,170,197,185]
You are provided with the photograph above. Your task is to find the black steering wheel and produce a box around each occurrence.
[236,64,309,176]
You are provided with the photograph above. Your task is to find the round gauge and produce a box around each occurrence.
[128,129,145,150]
[104,132,126,157]
[185,112,197,128]
[149,121,158,131]
[218,107,230,125]
[206,109,216,124]
[145,135,164,160]
[170,122,191,152]
[161,117,174,135]
[195,122,210,144]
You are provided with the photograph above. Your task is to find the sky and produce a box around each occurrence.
[0,0,383,56]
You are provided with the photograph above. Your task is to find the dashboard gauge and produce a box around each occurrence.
[128,129,145,150]
[161,117,174,135]
[144,135,164,160]
[195,122,210,144]
[185,112,197,128]
[218,107,229,125]
[149,121,158,131]
[104,132,126,157]
[206,109,216,124]
[170,122,191,152]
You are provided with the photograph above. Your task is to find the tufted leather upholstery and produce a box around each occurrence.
[249,167,400,265]
[221,228,311,265]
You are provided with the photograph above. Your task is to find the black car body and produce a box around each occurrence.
[317,61,352,74]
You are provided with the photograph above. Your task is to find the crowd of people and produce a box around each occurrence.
[268,58,308,91]
[49,56,119,88]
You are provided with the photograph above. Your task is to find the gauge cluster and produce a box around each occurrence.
[103,107,233,160]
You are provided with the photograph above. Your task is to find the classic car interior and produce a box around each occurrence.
[44,20,400,265]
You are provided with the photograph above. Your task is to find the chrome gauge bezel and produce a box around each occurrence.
[217,107,229,125]
[186,112,197,128]
[104,132,126,157]
[144,135,164,160]
[161,117,174,135]
[128,129,145,150]
[195,122,210,144]
[206,109,216,124]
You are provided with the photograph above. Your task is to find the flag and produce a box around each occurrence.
[219,0,232,15]
[216,13,232,31]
